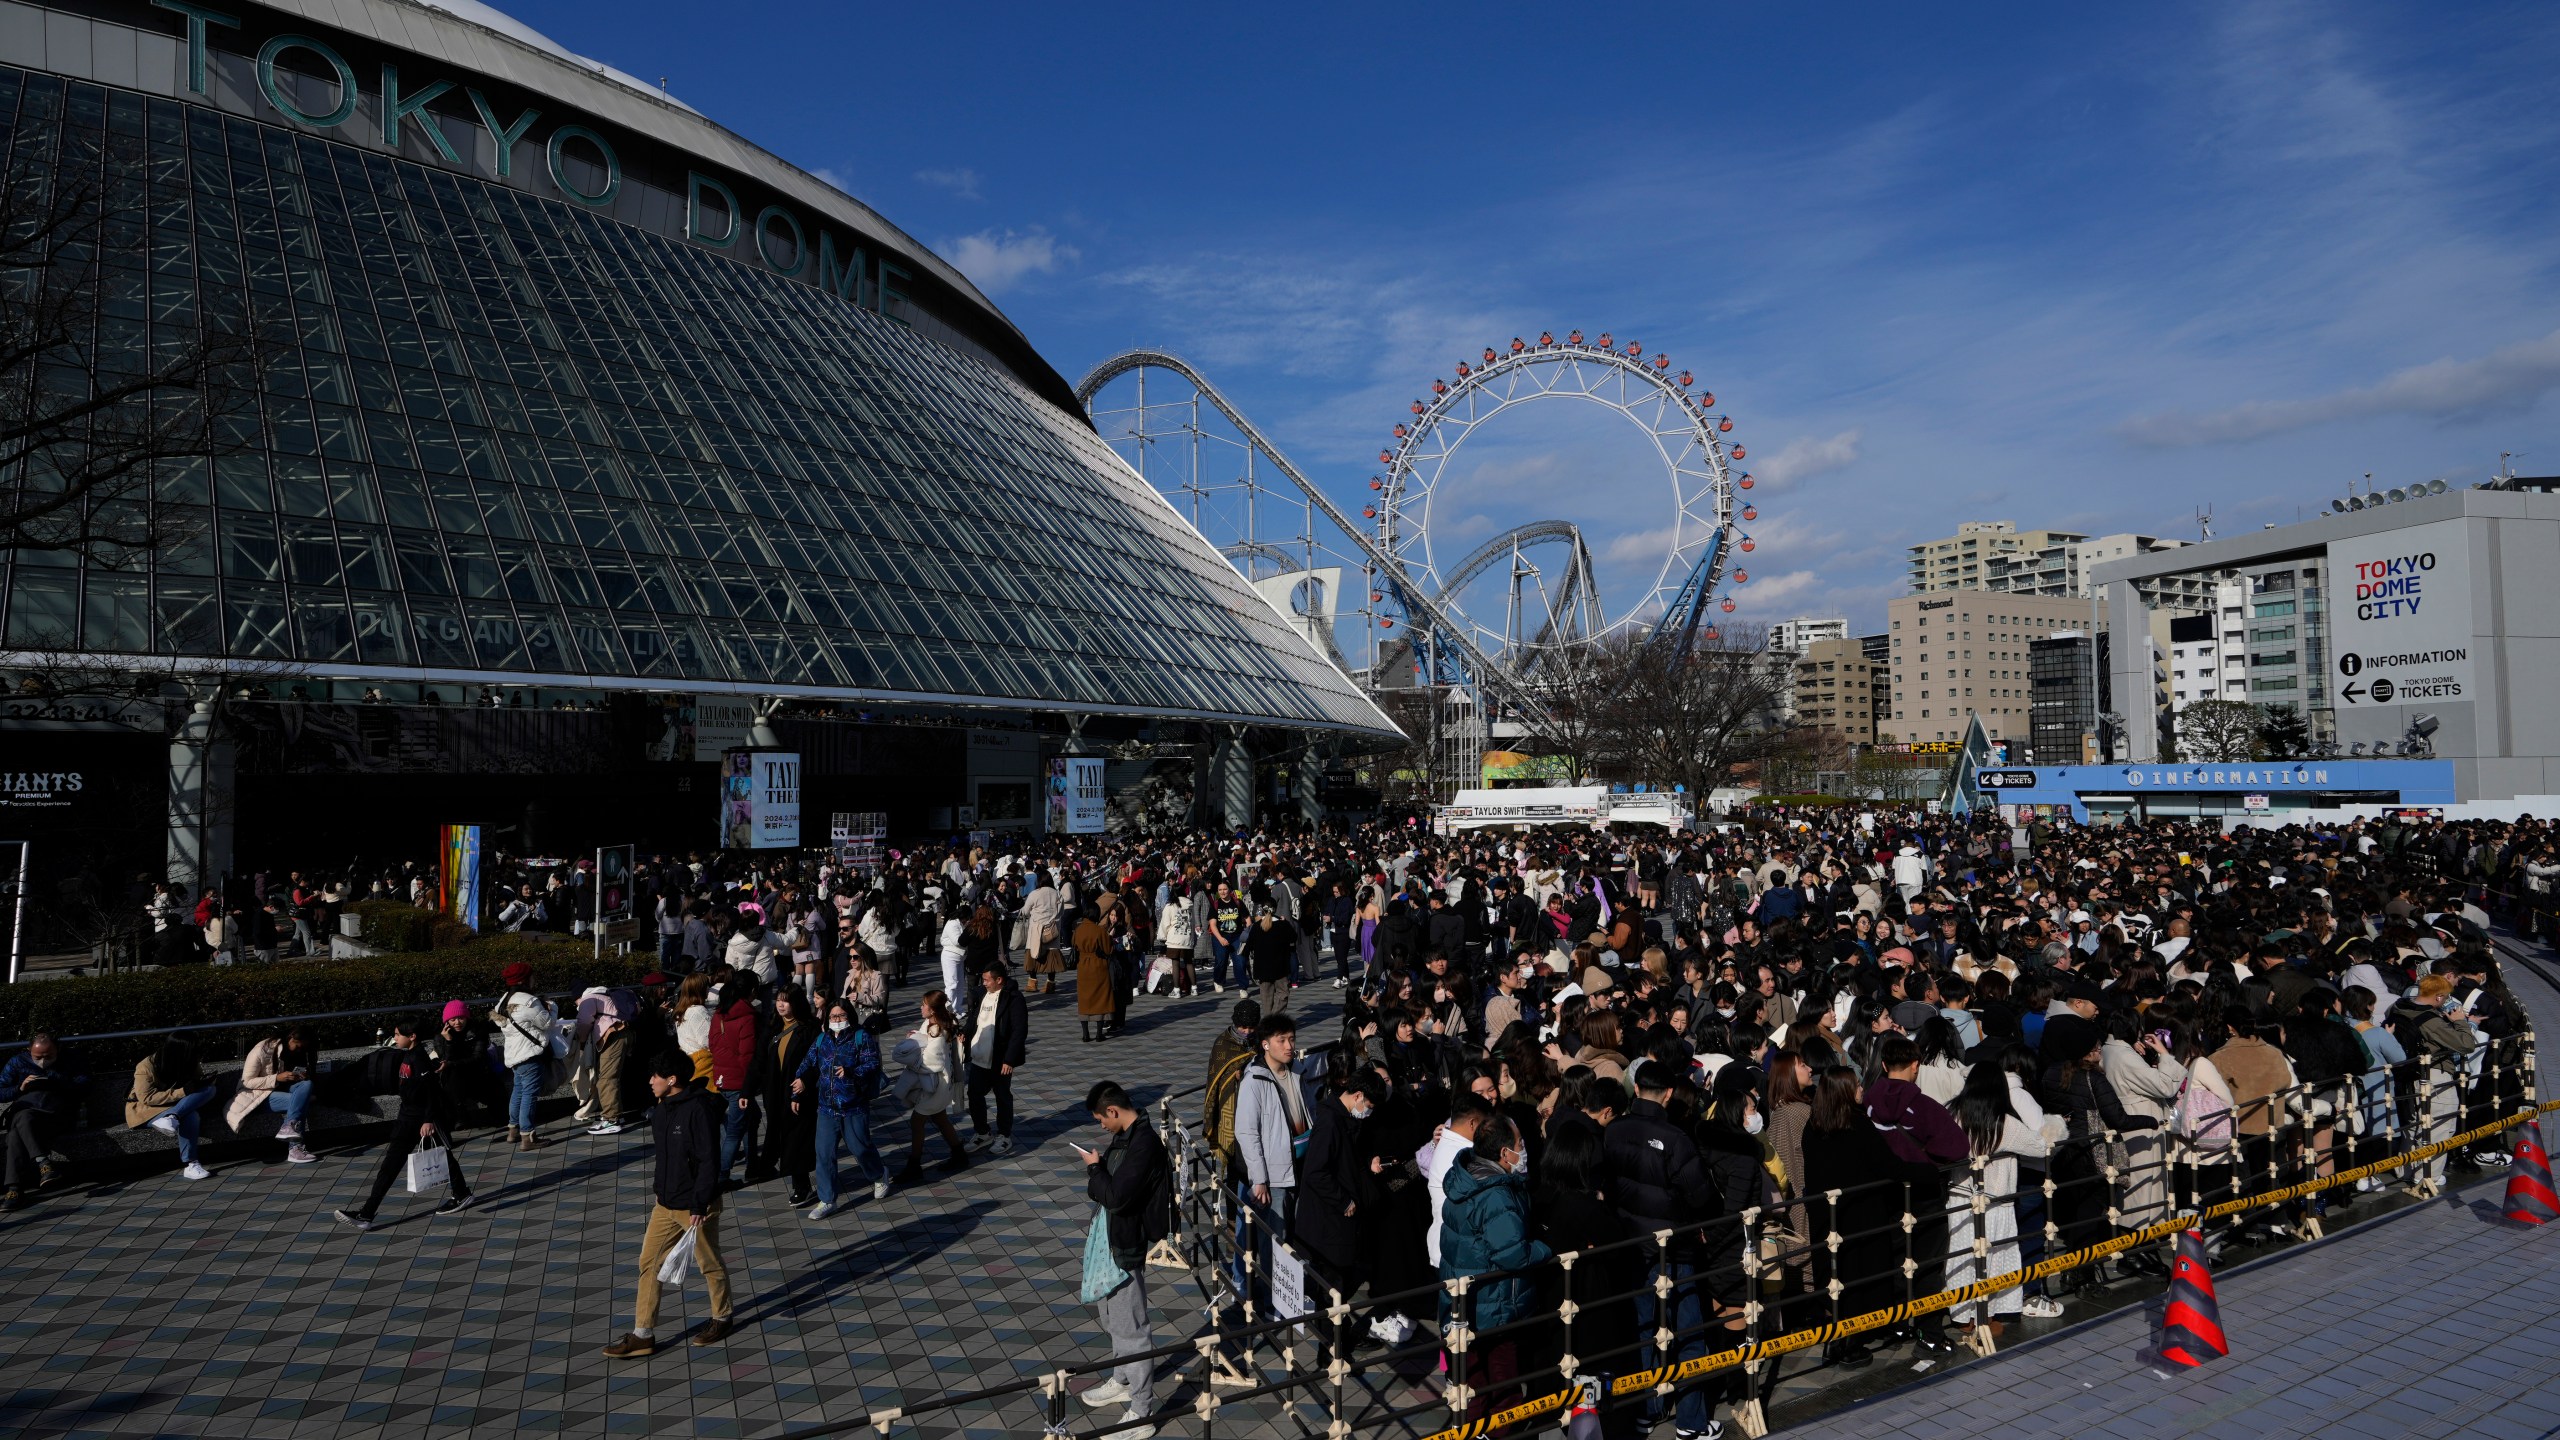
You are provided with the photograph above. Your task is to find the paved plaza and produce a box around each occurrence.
[0,984,1340,1440]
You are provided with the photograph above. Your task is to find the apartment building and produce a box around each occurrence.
[1791,637,1889,744]
[1885,589,2104,746]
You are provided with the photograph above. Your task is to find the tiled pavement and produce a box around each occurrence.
[1777,929,2560,1439]
[0,981,1346,1440]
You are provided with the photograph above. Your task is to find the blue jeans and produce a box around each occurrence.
[1209,937,1237,987]
[508,1059,544,1133]
[718,1089,757,1176]
[658,934,684,967]
[814,1106,883,1204]
[1632,1259,1710,1432]
[266,1079,313,1130]
[162,1086,217,1165]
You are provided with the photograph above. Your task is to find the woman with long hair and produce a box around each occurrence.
[767,984,821,1205]
[126,1035,218,1181]
[1798,1065,1926,1368]
[893,989,970,1180]
[1945,1058,2036,1336]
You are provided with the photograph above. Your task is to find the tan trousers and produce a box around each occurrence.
[634,1201,732,1330]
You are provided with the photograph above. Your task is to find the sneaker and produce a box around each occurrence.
[1332,978,1347,988]
[1106,1419,1156,1440]
[992,1136,1014,1156]
[2021,1295,2065,1320]
[807,1200,838,1221]
[787,1190,817,1208]
[148,1114,179,1136]
[586,1121,627,1136]
[1677,1426,1726,1440]
[333,1208,373,1231]
[275,1121,303,1141]
[181,1162,211,1181]
[284,1144,318,1165]
[1080,1378,1132,1409]
[600,1332,656,1359]
[435,1195,476,1215]
[871,1180,892,1202]
[968,1133,994,1152]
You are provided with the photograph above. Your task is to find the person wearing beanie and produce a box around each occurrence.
[490,966,559,1150]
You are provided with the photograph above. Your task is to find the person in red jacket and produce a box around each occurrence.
[1867,1034,1970,1354]
[708,978,764,1182]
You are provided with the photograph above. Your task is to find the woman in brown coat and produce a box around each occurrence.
[1073,897,1116,1043]
[127,1036,219,1181]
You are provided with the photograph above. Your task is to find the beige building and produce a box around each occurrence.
[1906,521,2085,594]
[1886,590,2104,746]
[1791,637,1889,744]
[1910,522,2220,610]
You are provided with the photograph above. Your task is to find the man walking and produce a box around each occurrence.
[333,1022,473,1229]
[602,1054,738,1356]
[1076,1081,1172,1440]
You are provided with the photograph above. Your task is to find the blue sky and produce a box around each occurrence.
[514,0,2560,641]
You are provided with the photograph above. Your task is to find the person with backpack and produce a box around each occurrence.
[2387,974,2479,1192]
[795,996,888,1218]
[489,963,559,1151]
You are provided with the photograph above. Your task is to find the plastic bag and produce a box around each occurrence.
[404,1135,449,1193]
[1079,1209,1128,1303]
[658,1225,698,1285]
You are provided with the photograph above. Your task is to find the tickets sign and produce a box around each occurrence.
[2330,519,2474,708]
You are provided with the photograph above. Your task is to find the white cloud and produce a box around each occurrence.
[1748,428,1863,492]
[810,167,853,195]
[915,167,984,201]
[942,227,1078,295]
[2125,327,2560,446]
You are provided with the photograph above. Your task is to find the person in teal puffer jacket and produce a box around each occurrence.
[1438,1113,1552,1422]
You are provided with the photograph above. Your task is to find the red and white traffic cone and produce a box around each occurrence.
[2159,1228,2229,1367]
[2505,1118,2558,1226]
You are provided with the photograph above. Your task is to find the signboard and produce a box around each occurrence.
[696,697,757,753]
[720,750,801,850]
[596,844,635,923]
[1977,769,2039,790]
[1046,756,1107,835]
[1482,750,1575,785]
[438,823,482,932]
[1267,1241,1307,1321]
[2330,518,2474,710]
[2241,794,2270,811]
[832,810,888,869]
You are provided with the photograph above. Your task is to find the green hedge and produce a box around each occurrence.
[0,935,656,1066]
[346,900,481,952]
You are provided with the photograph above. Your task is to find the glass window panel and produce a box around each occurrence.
[391,529,452,594]
[349,594,409,663]
[154,577,221,653]
[407,598,474,668]
[220,515,281,580]
[446,535,503,598]
[565,609,626,672]
[337,524,391,590]
[282,518,342,586]
[517,608,566,672]
[469,603,529,669]
[292,591,357,661]
[5,570,75,646]
[225,581,290,658]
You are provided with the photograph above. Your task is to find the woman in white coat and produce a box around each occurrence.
[1945,1061,2057,1337]
[2100,1012,2186,1241]
[891,989,968,1181]
[489,964,559,1151]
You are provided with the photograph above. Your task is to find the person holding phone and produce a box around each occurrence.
[795,997,889,1219]
[226,1025,322,1165]
[1073,1081,1171,1437]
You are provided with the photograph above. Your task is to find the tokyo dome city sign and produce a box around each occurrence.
[147,0,914,317]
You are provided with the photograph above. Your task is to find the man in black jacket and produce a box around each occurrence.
[603,1054,737,1357]
[334,1023,473,1230]
[966,961,1030,1154]
[1076,1081,1172,1429]
[1602,1070,1715,1440]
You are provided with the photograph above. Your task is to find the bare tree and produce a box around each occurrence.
[1605,636,1791,801]
[2179,699,2262,762]
[0,175,256,564]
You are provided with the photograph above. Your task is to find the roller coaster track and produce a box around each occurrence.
[1427,520,1603,663]
[1077,349,1555,732]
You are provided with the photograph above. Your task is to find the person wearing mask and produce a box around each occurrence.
[795,996,888,1218]
[1246,904,1300,1021]
[766,985,821,1205]
[1074,1081,1173,1440]
[489,963,558,1151]
[126,1036,219,1181]
[601,1054,735,1356]
[333,1022,473,1228]
[577,984,641,1138]
[224,1026,321,1166]
[1022,870,1064,995]
[1075,899,1117,1044]
[1294,1071,1384,1347]
[1438,1113,1551,1423]
[965,962,1029,1155]
[892,989,970,1182]
[2388,974,2479,1193]
[1423,1090,1493,1268]
[0,1035,84,1208]
[2206,1008,2298,1242]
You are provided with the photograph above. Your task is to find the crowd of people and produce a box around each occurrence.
[2,806,2549,1440]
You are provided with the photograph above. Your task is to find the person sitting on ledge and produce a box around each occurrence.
[1,1034,86,1209]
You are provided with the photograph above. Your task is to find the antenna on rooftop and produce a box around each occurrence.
[2194,504,2212,542]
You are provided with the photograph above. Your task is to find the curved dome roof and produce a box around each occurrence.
[412,0,699,112]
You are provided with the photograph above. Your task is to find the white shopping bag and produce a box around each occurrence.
[657,1225,698,1285]
[404,1136,450,1193]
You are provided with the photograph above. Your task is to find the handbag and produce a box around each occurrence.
[657,1225,699,1285]
[404,1134,451,1193]
[1079,1208,1130,1303]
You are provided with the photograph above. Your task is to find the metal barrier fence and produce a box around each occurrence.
[771,1021,2543,1440]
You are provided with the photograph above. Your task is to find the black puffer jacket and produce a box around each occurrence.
[1089,1115,1174,1270]
[1600,1097,1708,1258]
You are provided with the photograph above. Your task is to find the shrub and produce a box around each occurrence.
[348,900,437,952]
[0,935,656,1068]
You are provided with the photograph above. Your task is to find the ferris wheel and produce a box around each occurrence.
[1363,330,1760,661]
